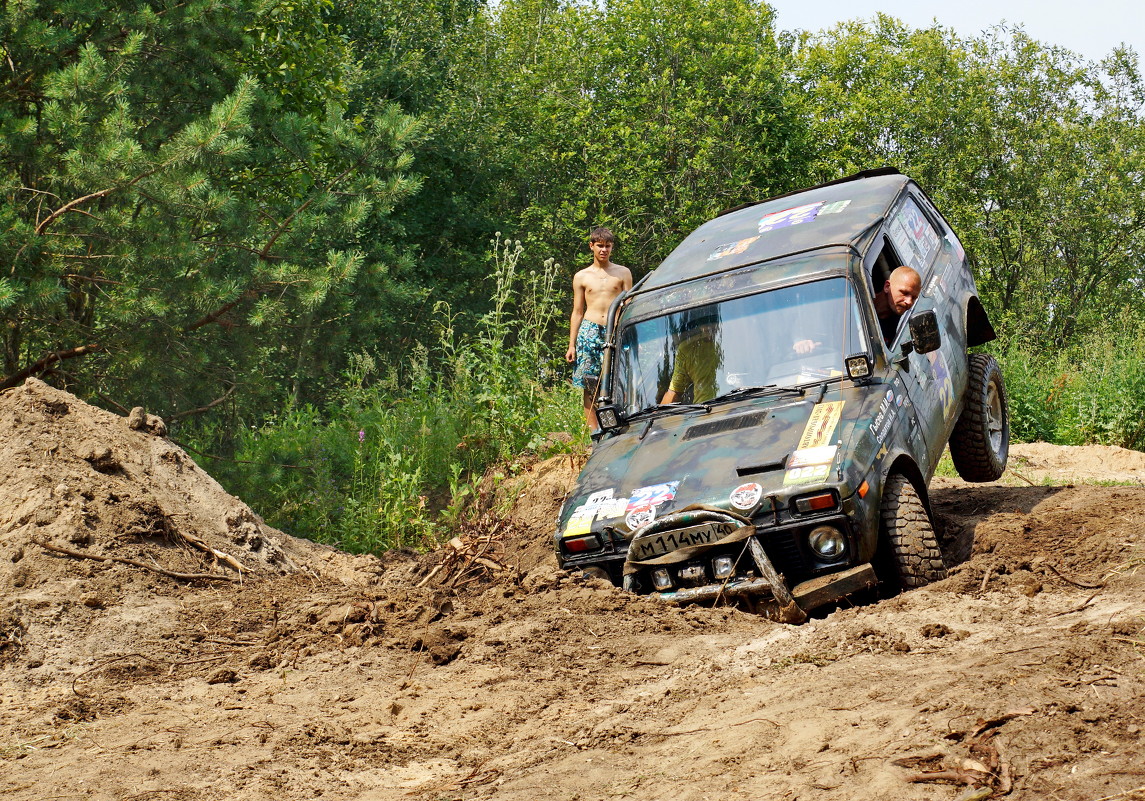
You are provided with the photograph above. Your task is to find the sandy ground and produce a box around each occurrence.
[1,378,1143,801]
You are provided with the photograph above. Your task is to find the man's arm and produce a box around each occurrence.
[566,272,586,363]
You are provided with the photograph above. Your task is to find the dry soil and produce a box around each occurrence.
[1,378,1143,801]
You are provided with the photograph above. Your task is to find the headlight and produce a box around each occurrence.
[651,568,673,590]
[712,556,735,578]
[808,525,847,560]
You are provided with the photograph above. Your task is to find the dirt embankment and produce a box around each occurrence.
[1,378,1143,801]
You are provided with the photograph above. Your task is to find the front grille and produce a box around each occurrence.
[761,529,807,579]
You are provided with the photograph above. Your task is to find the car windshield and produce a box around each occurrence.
[613,277,867,415]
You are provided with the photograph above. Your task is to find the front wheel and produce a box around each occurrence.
[877,474,948,592]
[949,353,1009,481]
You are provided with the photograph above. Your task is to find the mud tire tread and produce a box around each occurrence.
[879,474,947,590]
[949,353,1009,482]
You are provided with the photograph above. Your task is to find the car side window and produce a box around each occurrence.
[887,196,941,278]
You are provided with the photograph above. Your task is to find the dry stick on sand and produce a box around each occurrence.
[71,652,231,696]
[34,538,239,583]
[175,528,247,575]
[1046,562,1105,589]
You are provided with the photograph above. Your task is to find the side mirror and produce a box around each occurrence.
[908,310,941,354]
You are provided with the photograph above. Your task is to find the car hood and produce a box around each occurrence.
[558,383,888,538]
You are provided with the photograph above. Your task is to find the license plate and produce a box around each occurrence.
[629,522,734,561]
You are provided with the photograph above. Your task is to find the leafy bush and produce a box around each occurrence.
[998,312,1145,451]
[184,238,585,552]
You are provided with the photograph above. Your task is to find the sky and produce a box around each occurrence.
[770,0,1143,66]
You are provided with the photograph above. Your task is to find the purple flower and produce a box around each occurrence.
[358,429,366,443]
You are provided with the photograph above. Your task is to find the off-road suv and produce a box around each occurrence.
[554,169,1008,622]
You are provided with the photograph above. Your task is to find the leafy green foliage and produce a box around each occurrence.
[794,18,1145,347]
[0,0,422,420]
[999,312,1145,450]
[185,241,583,551]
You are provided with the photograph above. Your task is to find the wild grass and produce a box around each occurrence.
[998,310,1145,451]
[185,237,585,553]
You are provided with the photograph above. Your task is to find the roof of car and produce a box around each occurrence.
[639,170,912,292]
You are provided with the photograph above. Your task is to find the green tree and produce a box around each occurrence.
[0,0,422,418]
[794,17,1145,346]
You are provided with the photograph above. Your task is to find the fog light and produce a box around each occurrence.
[596,404,621,430]
[845,353,871,379]
[678,564,707,583]
[713,556,735,579]
[581,566,611,582]
[807,525,846,560]
[651,568,673,590]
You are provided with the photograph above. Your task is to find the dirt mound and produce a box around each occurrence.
[1007,442,1145,485]
[2,383,1144,801]
[0,378,375,587]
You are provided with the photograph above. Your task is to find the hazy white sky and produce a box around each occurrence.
[770,0,1142,65]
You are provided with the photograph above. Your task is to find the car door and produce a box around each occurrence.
[865,193,950,475]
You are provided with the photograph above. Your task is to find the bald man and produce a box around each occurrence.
[873,266,922,345]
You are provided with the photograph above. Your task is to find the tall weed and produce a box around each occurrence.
[998,310,1145,451]
[185,238,584,552]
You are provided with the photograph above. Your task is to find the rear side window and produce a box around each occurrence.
[887,196,941,275]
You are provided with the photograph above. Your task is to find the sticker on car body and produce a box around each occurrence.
[626,481,679,511]
[729,482,763,510]
[798,401,844,450]
[625,505,656,530]
[758,201,825,233]
[707,236,759,262]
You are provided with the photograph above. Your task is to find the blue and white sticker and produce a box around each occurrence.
[626,482,679,512]
[758,202,825,233]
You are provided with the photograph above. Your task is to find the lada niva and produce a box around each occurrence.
[555,168,1008,622]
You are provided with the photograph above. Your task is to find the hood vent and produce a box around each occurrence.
[682,410,769,441]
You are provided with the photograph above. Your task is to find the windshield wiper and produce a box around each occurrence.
[708,385,806,403]
[626,402,711,421]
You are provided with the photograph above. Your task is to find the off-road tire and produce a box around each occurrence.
[949,353,1009,482]
[877,474,947,591]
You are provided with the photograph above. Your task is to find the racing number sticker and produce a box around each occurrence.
[797,401,844,450]
[785,402,843,486]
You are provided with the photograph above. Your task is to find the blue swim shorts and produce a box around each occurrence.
[572,320,605,390]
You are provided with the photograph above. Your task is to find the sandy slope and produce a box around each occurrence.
[1,379,1143,801]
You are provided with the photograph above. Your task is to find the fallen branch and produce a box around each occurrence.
[72,652,230,696]
[175,529,247,575]
[34,539,239,583]
[0,343,103,390]
[1047,563,1104,590]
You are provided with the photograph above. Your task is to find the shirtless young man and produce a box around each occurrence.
[566,227,632,430]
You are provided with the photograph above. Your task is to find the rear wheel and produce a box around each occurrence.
[877,474,947,592]
[949,354,1009,481]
